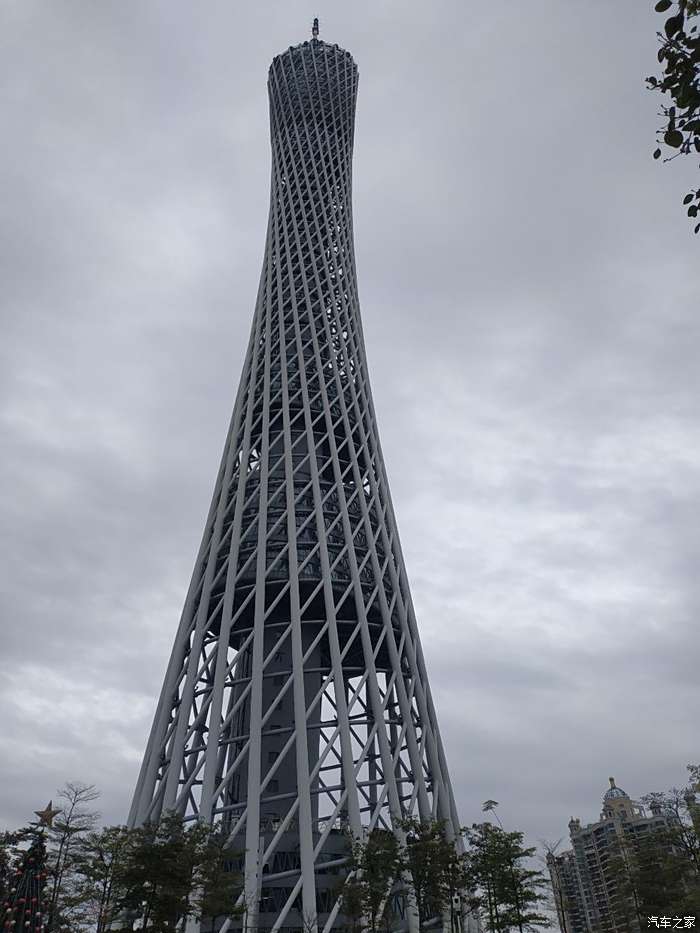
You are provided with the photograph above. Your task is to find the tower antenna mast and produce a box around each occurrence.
[312,17,319,39]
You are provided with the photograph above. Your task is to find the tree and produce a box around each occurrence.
[339,867,365,933]
[340,828,403,933]
[400,819,471,932]
[70,825,131,933]
[45,782,100,931]
[465,823,550,933]
[114,812,243,932]
[4,789,245,932]
[647,0,700,232]
[540,840,571,933]
[55,815,243,933]
[686,762,700,837]
[191,826,244,933]
[606,827,690,928]
[2,828,49,932]
[0,832,25,908]
[339,820,472,933]
[117,812,206,932]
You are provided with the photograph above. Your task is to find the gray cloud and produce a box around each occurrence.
[1,0,698,853]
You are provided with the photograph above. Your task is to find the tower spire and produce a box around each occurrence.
[312,16,319,39]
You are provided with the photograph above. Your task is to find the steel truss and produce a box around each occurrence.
[129,33,466,933]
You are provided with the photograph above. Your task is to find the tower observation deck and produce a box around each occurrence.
[128,25,465,933]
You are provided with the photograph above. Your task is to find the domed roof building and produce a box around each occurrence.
[600,776,643,822]
[548,776,672,933]
[603,776,628,800]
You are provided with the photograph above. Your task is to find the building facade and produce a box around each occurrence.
[127,24,468,933]
[548,778,672,933]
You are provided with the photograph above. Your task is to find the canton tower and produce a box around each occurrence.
[128,21,464,933]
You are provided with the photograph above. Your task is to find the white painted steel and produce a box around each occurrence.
[128,34,465,933]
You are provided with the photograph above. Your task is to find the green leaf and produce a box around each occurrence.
[655,0,672,10]
[694,222,700,233]
[665,128,684,146]
[688,204,698,216]
[654,147,662,158]
[684,193,694,203]
[665,12,685,37]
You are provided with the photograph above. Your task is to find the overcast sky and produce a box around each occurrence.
[1,0,699,853]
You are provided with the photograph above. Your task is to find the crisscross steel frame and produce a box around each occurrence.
[128,35,463,933]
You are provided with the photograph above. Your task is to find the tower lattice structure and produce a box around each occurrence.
[129,27,464,933]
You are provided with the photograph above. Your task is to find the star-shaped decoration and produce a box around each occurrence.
[34,801,61,828]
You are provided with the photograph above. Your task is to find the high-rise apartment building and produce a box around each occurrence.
[127,23,467,933]
[548,778,672,933]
